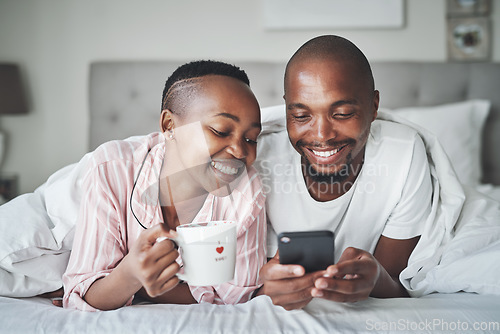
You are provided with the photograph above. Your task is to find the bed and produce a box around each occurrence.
[1,61,500,333]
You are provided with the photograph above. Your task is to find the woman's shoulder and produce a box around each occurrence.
[234,166,266,203]
[89,133,163,168]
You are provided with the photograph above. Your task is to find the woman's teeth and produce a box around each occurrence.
[211,161,239,175]
[312,148,339,158]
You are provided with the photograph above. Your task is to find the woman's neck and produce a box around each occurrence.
[159,141,209,228]
[160,183,208,229]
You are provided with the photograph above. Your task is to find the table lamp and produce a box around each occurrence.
[0,63,28,203]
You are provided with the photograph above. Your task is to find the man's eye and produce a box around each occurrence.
[291,114,310,121]
[334,112,355,119]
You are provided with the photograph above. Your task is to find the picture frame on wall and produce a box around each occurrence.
[447,17,490,61]
[446,0,490,16]
[262,0,405,30]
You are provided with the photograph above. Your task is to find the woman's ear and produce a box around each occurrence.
[160,109,175,132]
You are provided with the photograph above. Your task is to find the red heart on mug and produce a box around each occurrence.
[216,246,224,254]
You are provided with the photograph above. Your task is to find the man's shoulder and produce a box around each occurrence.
[370,119,421,145]
[365,119,427,178]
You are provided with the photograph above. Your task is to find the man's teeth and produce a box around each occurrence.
[211,161,239,175]
[312,148,339,158]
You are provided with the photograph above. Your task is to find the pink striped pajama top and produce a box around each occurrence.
[62,132,267,311]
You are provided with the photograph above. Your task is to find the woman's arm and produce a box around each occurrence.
[135,284,197,304]
[83,225,181,310]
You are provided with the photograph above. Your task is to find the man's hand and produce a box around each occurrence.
[258,252,325,310]
[311,247,381,302]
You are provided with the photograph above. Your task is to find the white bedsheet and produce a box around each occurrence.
[1,294,499,334]
[476,184,500,203]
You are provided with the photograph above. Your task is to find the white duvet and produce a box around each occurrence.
[0,107,499,298]
[376,112,500,296]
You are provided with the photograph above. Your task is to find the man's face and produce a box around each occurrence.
[284,58,378,184]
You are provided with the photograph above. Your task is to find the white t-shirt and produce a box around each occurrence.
[255,119,432,261]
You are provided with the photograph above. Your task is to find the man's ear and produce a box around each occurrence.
[160,109,175,132]
[372,90,380,121]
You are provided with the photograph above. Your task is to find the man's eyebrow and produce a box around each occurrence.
[331,99,359,107]
[287,99,358,111]
[214,112,260,128]
[287,103,308,110]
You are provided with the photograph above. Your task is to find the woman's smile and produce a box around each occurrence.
[210,158,245,184]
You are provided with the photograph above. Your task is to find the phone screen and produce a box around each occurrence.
[278,230,335,272]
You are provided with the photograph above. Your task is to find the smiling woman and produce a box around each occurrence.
[159,74,261,201]
[61,60,267,311]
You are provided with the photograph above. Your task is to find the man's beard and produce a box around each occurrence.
[303,152,353,184]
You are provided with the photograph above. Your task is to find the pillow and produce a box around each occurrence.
[383,100,490,186]
[0,160,84,297]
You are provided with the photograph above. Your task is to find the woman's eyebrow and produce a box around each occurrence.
[215,112,239,122]
[214,112,261,128]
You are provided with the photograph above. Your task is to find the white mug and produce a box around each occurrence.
[173,221,237,286]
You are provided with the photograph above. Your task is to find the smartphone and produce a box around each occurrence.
[278,230,335,273]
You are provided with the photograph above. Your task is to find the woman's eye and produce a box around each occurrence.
[211,128,229,137]
[245,138,258,145]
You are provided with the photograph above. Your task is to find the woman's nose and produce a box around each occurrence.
[226,137,248,160]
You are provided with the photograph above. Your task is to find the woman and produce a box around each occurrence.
[63,60,266,311]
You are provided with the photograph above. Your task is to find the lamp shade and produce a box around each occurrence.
[0,64,28,115]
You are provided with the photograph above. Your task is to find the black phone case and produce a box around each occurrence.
[278,230,335,273]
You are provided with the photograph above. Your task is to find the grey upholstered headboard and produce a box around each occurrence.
[89,61,500,185]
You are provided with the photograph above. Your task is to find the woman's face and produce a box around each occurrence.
[165,75,261,196]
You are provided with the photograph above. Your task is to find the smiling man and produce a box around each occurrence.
[255,35,433,310]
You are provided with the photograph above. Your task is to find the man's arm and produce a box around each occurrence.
[371,235,419,297]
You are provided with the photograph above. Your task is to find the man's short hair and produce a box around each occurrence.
[161,60,250,114]
[285,35,374,93]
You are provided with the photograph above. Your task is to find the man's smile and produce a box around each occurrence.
[303,144,349,165]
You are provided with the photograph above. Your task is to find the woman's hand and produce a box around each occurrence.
[84,223,180,310]
[122,223,181,298]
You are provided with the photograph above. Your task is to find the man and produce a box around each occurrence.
[255,35,432,310]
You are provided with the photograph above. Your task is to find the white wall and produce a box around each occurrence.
[1,0,499,194]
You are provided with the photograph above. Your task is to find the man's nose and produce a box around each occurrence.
[315,116,337,141]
